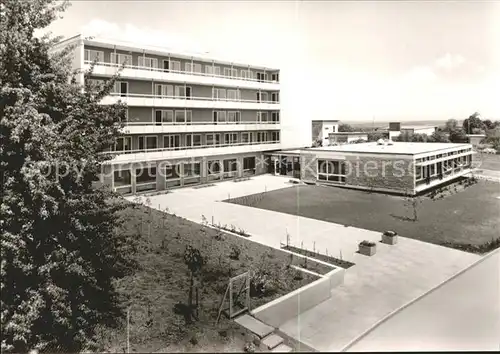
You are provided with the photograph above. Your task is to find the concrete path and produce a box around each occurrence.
[128,175,480,351]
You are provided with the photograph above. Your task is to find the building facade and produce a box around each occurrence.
[388,122,437,140]
[275,142,475,195]
[55,35,281,194]
[328,132,368,145]
[311,120,340,144]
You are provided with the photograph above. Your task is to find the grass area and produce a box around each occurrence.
[226,180,500,251]
[474,152,500,171]
[99,201,319,353]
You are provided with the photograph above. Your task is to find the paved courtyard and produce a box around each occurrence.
[128,175,480,351]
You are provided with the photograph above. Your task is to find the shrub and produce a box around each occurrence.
[229,244,241,260]
[244,342,256,353]
[359,240,376,247]
[383,231,397,237]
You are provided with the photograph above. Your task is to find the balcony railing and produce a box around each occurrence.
[122,120,280,126]
[107,92,280,104]
[103,140,280,156]
[85,60,280,84]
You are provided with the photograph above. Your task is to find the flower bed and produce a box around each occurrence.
[280,245,355,269]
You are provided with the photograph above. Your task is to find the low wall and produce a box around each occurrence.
[251,266,345,329]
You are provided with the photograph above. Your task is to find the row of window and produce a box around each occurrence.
[151,109,279,124]
[415,155,472,180]
[114,131,280,152]
[317,159,347,183]
[415,148,472,164]
[113,156,257,193]
[84,49,279,82]
[88,79,280,102]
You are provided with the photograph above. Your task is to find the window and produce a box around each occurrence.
[271,112,280,123]
[138,56,157,68]
[138,136,158,150]
[271,73,279,82]
[256,72,267,82]
[223,159,238,172]
[271,131,280,142]
[227,89,240,101]
[113,81,128,96]
[114,170,131,187]
[206,133,220,146]
[243,157,256,170]
[271,92,279,102]
[224,133,238,145]
[185,62,202,73]
[212,88,226,100]
[115,137,132,152]
[110,53,132,65]
[135,167,156,184]
[84,49,103,62]
[213,111,227,123]
[256,132,267,142]
[205,65,221,75]
[257,112,268,122]
[155,84,174,97]
[175,110,192,123]
[415,166,423,180]
[165,165,180,180]
[208,160,221,174]
[317,159,346,183]
[175,86,192,99]
[170,60,181,72]
[227,111,240,122]
[162,60,170,71]
[430,163,436,176]
[241,132,251,143]
[231,68,238,77]
[163,135,180,149]
[186,134,202,147]
[183,162,201,177]
[155,110,173,124]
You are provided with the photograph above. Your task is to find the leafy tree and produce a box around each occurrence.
[483,119,494,130]
[449,129,469,143]
[183,246,204,324]
[444,118,459,132]
[367,131,387,142]
[338,123,356,132]
[429,131,450,143]
[1,0,134,352]
[462,112,484,134]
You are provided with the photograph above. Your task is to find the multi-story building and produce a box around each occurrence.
[54,35,281,195]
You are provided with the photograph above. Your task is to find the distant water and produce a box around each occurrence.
[347,119,454,129]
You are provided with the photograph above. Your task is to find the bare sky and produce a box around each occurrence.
[45,0,500,122]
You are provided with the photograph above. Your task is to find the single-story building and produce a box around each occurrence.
[388,122,437,140]
[466,134,486,148]
[311,120,340,143]
[267,141,474,195]
[328,132,368,145]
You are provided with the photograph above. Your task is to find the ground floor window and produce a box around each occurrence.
[223,158,238,179]
[207,160,222,181]
[183,161,201,185]
[135,167,156,192]
[165,164,181,188]
[114,169,132,194]
[317,159,346,183]
[243,156,256,176]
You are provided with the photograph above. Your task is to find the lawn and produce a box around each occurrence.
[226,180,500,249]
[475,152,500,171]
[98,200,322,353]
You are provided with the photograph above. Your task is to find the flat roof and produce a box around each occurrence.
[346,248,500,352]
[312,119,340,122]
[329,132,368,135]
[309,142,471,155]
[56,34,279,71]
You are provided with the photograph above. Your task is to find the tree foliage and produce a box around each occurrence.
[337,123,356,132]
[444,118,459,132]
[462,112,484,134]
[1,0,135,352]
